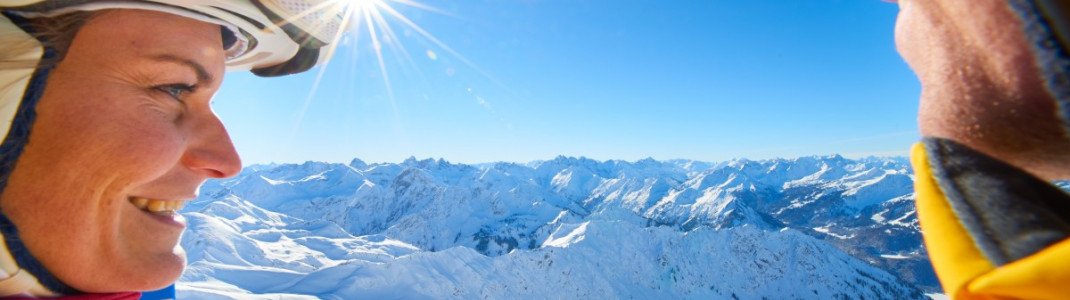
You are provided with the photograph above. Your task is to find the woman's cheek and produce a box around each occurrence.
[120,112,188,178]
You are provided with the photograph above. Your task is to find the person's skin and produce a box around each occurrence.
[896,0,1070,180]
[0,10,240,292]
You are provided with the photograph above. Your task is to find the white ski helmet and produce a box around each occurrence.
[1,0,351,77]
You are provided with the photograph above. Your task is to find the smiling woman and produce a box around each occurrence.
[0,0,351,298]
[4,10,238,293]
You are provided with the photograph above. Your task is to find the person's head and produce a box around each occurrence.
[0,9,238,291]
[894,0,1070,179]
[0,0,351,293]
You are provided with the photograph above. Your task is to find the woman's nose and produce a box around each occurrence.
[182,111,242,178]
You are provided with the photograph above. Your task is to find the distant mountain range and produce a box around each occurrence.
[178,155,938,299]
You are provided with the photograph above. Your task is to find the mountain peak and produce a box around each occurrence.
[349,158,368,169]
[190,154,933,296]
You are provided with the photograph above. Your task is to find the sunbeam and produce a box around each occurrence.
[266,0,511,162]
[267,0,404,157]
[277,0,355,160]
[375,3,511,90]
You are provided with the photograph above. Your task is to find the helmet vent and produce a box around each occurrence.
[262,0,346,45]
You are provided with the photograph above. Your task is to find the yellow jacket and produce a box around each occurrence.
[912,138,1070,299]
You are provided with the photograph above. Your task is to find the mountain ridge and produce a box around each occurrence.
[181,155,936,298]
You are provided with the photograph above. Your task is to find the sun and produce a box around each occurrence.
[280,0,478,143]
[347,0,385,10]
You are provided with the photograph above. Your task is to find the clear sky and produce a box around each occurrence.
[211,0,920,165]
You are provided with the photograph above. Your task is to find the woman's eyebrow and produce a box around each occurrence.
[150,54,214,84]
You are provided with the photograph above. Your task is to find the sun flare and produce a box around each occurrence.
[273,0,474,150]
[347,0,383,9]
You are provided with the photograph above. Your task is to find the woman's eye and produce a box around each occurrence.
[155,84,195,100]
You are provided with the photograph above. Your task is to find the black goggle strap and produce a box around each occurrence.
[247,0,327,77]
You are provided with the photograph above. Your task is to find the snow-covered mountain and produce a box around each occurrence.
[179,155,935,299]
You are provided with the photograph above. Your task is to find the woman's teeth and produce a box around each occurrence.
[129,197,186,213]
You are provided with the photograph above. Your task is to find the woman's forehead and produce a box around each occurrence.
[73,9,227,82]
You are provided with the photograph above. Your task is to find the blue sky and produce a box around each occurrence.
[212,0,919,165]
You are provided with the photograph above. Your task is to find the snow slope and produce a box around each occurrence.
[179,155,934,298]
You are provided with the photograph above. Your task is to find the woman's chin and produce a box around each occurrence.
[133,247,187,291]
[72,247,187,293]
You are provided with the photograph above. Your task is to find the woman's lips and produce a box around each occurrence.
[129,196,188,228]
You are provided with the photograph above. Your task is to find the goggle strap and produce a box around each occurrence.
[251,45,319,77]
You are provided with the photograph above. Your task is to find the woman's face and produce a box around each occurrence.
[0,10,240,292]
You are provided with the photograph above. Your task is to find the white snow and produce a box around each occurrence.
[259,175,286,186]
[543,221,589,248]
[881,254,910,260]
[179,156,931,299]
[926,293,949,300]
[813,225,852,240]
